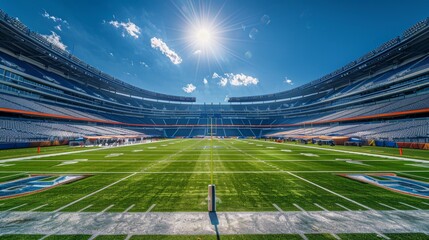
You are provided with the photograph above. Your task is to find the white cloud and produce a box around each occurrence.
[261,15,271,25]
[150,37,182,65]
[109,52,114,57]
[182,83,196,93]
[224,95,230,102]
[244,51,252,59]
[284,77,293,85]
[109,20,141,39]
[213,72,259,87]
[41,31,67,51]
[218,77,228,87]
[249,28,259,40]
[203,78,208,85]
[42,10,69,31]
[194,49,202,55]
[139,61,149,68]
[225,73,259,86]
[212,72,221,79]
[42,10,68,25]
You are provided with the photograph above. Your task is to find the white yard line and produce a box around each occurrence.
[399,202,421,210]
[331,233,341,240]
[396,172,429,180]
[286,171,373,211]
[123,204,135,213]
[314,203,329,211]
[335,203,352,211]
[0,139,174,163]
[100,204,114,213]
[378,203,398,210]
[29,204,48,212]
[280,142,428,163]
[146,204,156,213]
[0,172,27,179]
[77,204,93,212]
[88,234,98,240]
[4,203,27,212]
[2,170,429,175]
[38,234,51,240]
[293,203,308,213]
[54,173,137,212]
[124,234,133,240]
[421,202,429,206]
[299,233,309,240]
[272,203,284,212]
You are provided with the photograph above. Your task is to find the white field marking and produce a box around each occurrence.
[335,203,352,211]
[19,159,400,163]
[281,149,292,152]
[399,202,421,210]
[396,172,429,181]
[77,204,93,212]
[0,203,4,206]
[279,142,429,163]
[123,204,135,213]
[299,233,309,240]
[336,158,352,161]
[287,171,373,211]
[4,203,27,211]
[256,145,263,146]
[345,160,370,166]
[0,139,175,163]
[54,173,137,212]
[29,204,48,212]
[88,234,98,240]
[0,172,26,179]
[272,203,284,212]
[132,150,143,152]
[314,203,329,211]
[105,153,124,158]
[405,164,429,168]
[376,232,390,240]
[146,204,156,213]
[300,153,319,157]
[55,161,79,166]
[39,234,51,240]
[266,147,275,149]
[0,163,14,167]
[421,202,429,206]
[378,202,398,210]
[331,233,341,240]
[100,204,114,213]
[2,170,429,175]
[293,203,308,213]
[124,234,133,240]
[222,140,279,171]
[148,147,157,149]
[161,145,167,147]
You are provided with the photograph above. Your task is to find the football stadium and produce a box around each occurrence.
[0,1,429,239]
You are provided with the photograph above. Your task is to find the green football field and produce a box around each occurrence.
[1,139,429,239]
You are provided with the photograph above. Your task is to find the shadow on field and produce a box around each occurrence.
[209,211,220,240]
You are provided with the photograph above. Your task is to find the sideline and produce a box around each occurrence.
[0,139,175,163]
[0,210,428,235]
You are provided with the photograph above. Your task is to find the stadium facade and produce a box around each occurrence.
[0,9,428,148]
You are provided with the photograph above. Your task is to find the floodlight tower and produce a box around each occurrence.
[208,117,216,212]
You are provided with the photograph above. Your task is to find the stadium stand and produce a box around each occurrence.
[0,9,428,148]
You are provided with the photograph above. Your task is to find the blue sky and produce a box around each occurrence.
[1,0,429,103]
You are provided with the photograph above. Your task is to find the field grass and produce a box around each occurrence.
[0,139,429,239]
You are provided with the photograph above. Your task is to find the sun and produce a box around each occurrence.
[195,28,212,47]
